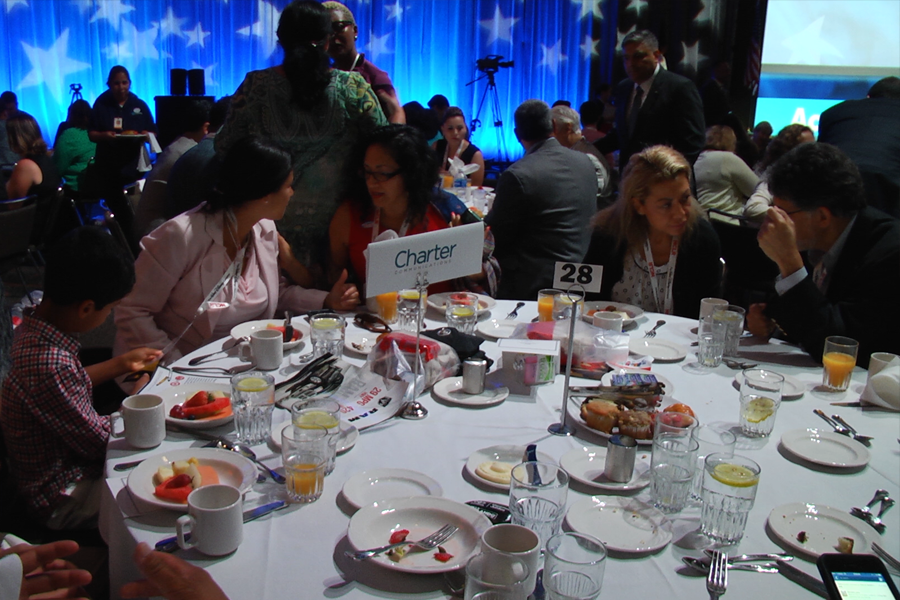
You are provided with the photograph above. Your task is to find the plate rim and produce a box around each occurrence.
[565,495,672,553]
[426,292,496,315]
[779,428,870,468]
[628,338,688,362]
[465,444,556,491]
[160,382,234,429]
[229,319,310,350]
[342,468,443,510]
[559,445,651,491]
[734,370,806,399]
[582,301,644,325]
[767,502,877,557]
[344,329,376,355]
[432,376,510,407]
[566,400,654,446]
[475,318,520,339]
[347,496,491,573]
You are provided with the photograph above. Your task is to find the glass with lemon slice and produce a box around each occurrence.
[310,312,345,359]
[397,288,427,332]
[231,372,276,445]
[445,292,479,334]
[291,399,342,475]
[700,453,761,543]
[738,368,784,437]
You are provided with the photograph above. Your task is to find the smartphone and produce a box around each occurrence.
[460,208,483,225]
[817,553,900,600]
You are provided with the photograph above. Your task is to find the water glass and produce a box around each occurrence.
[654,411,698,439]
[446,292,479,334]
[700,453,760,544]
[291,398,341,475]
[281,425,328,503]
[398,289,427,332]
[230,372,275,445]
[543,532,607,600]
[713,305,745,358]
[310,312,345,358]
[697,314,727,368]
[552,290,585,322]
[690,424,736,501]
[739,368,784,437]
[822,336,859,392]
[537,289,561,322]
[464,552,531,600]
[649,433,698,514]
[509,462,569,551]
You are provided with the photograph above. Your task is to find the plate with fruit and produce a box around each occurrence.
[162,384,234,430]
[126,448,256,512]
[426,292,496,316]
[230,319,310,351]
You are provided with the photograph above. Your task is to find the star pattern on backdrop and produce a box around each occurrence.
[236,0,281,58]
[694,1,712,25]
[679,39,707,73]
[89,0,134,32]
[572,0,603,21]
[71,0,93,14]
[5,0,28,12]
[118,20,161,70]
[580,34,599,59]
[186,22,211,48]
[363,31,393,64]
[192,61,217,88]
[782,15,844,65]
[385,1,405,22]
[615,24,636,53]
[103,39,132,59]
[626,0,647,19]
[17,29,91,105]
[479,4,518,45]
[538,39,567,76]
[153,6,186,40]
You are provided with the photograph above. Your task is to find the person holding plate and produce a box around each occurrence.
[582,145,722,319]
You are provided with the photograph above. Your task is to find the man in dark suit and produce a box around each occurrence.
[817,76,900,218]
[747,143,900,368]
[485,100,597,300]
[595,30,705,171]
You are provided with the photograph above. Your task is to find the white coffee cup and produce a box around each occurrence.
[699,297,729,320]
[110,394,165,449]
[176,485,243,556]
[480,523,541,596]
[239,329,283,370]
[869,352,899,376]
[593,313,624,332]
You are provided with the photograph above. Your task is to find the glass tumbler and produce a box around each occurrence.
[543,532,607,600]
[739,369,784,437]
[649,433,698,514]
[292,398,341,475]
[714,305,745,358]
[509,462,569,551]
[230,371,275,445]
[281,425,328,503]
[697,314,727,368]
[822,336,859,392]
[464,552,531,600]
[446,292,479,334]
[537,289,561,322]
[700,453,760,544]
[689,424,736,501]
[310,312,345,358]
[397,289,427,332]
[552,290,585,321]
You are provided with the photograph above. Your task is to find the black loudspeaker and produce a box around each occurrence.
[188,69,205,96]
[170,69,187,95]
[155,95,215,149]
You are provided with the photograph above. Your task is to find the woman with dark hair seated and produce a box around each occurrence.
[432,107,485,186]
[5,111,59,201]
[583,145,722,319]
[743,124,815,221]
[114,136,358,362]
[329,124,499,296]
[53,99,96,194]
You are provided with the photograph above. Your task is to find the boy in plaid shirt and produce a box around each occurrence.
[1,227,160,529]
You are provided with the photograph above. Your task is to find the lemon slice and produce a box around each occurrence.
[400,290,423,301]
[450,306,476,318]
[743,397,775,423]
[711,463,759,487]
[294,410,339,430]
[235,377,270,393]
[311,317,341,330]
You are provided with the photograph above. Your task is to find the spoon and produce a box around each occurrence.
[216,440,286,484]
[682,557,779,573]
[188,337,245,365]
[813,409,851,436]
[830,414,874,445]
[868,497,895,531]
[505,302,525,320]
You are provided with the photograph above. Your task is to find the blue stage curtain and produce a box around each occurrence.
[0,0,601,161]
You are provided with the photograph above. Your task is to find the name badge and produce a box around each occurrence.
[113,117,123,130]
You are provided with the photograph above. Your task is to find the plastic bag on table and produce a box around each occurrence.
[366,331,460,392]
[508,319,627,380]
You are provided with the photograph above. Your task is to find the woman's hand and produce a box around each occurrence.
[0,540,91,600]
[119,348,163,374]
[449,212,462,227]
[324,269,360,311]
[120,543,229,600]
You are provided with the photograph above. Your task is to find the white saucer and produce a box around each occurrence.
[344,329,377,355]
[734,370,806,399]
[465,445,557,491]
[565,496,672,553]
[476,319,520,339]
[427,292,496,316]
[160,382,234,430]
[600,368,675,396]
[582,301,644,326]
[432,377,509,407]
[779,428,870,468]
[230,319,310,351]
[270,420,359,454]
[629,338,687,362]
[768,502,878,557]
[559,445,651,491]
[341,468,443,510]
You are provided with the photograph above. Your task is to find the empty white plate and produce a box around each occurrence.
[734,370,806,399]
[780,428,870,468]
[341,468,443,509]
[344,329,377,355]
[565,496,672,553]
[559,445,651,492]
[629,339,687,362]
[476,319,520,339]
[432,376,509,407]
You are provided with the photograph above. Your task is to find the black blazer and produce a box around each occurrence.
[764,207,900,368]
[596,68,706,170]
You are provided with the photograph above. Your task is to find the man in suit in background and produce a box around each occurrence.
[817,76,900,218]
[747,143,900,367]
[595,30,705,171]
[485,100,597,300]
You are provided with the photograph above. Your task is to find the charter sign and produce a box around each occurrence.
[365,223,485,297]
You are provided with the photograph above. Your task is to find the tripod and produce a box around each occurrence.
[69,83,83,104]
[467,70,510,162]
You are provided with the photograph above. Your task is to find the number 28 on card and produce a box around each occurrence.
[553,262,603,293]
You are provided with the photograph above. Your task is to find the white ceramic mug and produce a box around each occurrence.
[176,485,243,556]
[699,297,728,320]
[593,313,624,332]
[110,394,165,449]
[869,352,899,376]
[239,329,283,370]
[480,523,541,596]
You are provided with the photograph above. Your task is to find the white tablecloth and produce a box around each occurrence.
[101,300,900,599]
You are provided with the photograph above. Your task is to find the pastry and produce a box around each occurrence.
[580,399,620,433]
[617,410,653,439]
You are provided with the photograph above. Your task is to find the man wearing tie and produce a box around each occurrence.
[595,30,705,171]
[747,143,900,367]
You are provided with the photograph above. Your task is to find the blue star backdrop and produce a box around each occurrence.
[0,0,601,160]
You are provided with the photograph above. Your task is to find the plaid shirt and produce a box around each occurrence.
[0,316,109,519]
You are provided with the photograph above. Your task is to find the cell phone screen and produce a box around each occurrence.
[833,571,896,600]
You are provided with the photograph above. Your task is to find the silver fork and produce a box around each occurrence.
[864,497,895,533]
[872,543,900,573]
[644,319,666,338]
[506,301,525,320]
[707,550,728,600]
[830,414,874,445]
[345,524,458,561]
[813,409,851,436]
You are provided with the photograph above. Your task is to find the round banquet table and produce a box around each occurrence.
[100,300,900,599]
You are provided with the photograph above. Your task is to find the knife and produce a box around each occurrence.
[776,559,828,598]
[155,500,287,552]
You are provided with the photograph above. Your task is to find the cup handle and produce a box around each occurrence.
[109,411,125,439]
[238,342,253,363]
[176,515,197,550]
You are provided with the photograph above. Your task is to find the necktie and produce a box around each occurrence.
[628,86,644,136]
[813,262,828,292]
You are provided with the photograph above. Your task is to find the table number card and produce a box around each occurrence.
[553,261,603,294]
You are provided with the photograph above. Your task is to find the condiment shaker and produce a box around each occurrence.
[462,358,487,394]
[604,434,637,482]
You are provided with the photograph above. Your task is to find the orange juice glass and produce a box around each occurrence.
[281,425,328,503]
[537,289,560,322]
[822,336,858,392]
[376,291,399,324]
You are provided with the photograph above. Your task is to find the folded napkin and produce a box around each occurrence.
[137,132,163,172]
[860,354,900,411]
[147,131,162,153]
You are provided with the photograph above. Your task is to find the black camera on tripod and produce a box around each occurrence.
[476,55,514,74]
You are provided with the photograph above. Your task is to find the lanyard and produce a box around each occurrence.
[642,236,679,315]
[372,209,410,241]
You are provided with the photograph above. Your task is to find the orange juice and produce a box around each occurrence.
[823,351,855,390]
[537,296,555,322]
[285,458,325,503]
[376,291,398,324]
